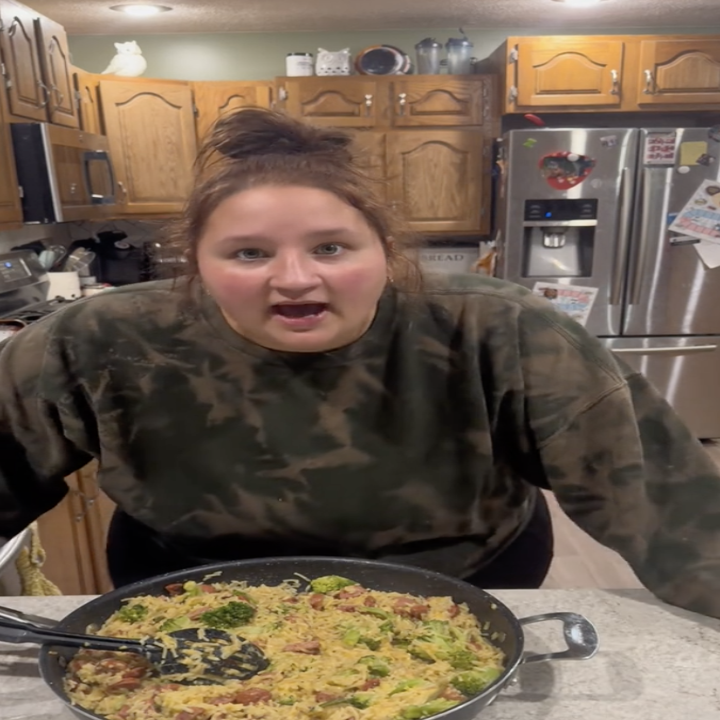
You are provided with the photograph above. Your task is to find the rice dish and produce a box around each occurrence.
[64,575,505,720]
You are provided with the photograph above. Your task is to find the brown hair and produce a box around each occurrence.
[165,107,422,291]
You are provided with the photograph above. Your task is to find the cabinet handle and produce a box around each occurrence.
[117,181,128,203]
[643,69,655,95]
[364,94,373,116]
[37,80,50,108]
[51,84,64,107]
[610,69,620,95]
[397,92,407,116]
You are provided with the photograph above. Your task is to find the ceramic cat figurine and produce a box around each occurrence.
[102,41,148,77]
[316,48,351,76]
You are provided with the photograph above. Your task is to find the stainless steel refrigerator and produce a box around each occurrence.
[495,127,720,438]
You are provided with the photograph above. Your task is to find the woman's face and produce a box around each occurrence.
[197,185,389,353]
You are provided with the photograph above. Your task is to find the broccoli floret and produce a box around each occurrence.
[447,648,477,670]
[399,699,458,719]
[342,628,361,647]
[199,601,256,629]
[360,636,382,651]
[451,668,503,696]
[182,581,202,596]
[309,576,356,594]
[389,679,425,696]
[358,607,390,619]
[421,620,452,637]
[159,616,191,633]
[349,694,373,709]
[116,604,147,623]
[276,698,296,706]
[358,656,390,677]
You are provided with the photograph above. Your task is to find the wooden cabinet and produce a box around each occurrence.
[638,39,720,106]
[0,78,21,227]
[390,77,492,127]
[37,463,115,595]
[0,0,46,121]
[192,80,272,142]
[492,34,720,113]
[73,68,101,134]
[512,37,624,108]
[386,130,486,234]
[34,15,78,128]
[281,77,383,128]
[99,79,197,215]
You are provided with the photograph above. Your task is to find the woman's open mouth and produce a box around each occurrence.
[271,303,329,329]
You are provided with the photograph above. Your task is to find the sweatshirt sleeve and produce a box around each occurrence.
[0,319,93,539]
[533,350,720,619]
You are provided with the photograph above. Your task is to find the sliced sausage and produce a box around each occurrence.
[232,688,272,705]
[337,605,357,613]
[282,640,321,655]
[309,594,325,610]
[335,585,365,599]
[448,603,461,619]
[441,687,466,702]
[165,583,184,596]
[200,584,217,594]
[315,692,341,704]
[360,678,381,691]
[175,708,206,720]
[122,667,148,679]
[393,598,429,619]
[107,678,142,692]
[363,596,377,607]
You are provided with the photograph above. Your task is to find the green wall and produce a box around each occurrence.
[68,27,720,81]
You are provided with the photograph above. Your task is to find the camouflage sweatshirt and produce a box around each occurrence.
[0,274,719,618]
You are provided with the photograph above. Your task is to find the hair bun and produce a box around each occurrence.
[203,107,353,163]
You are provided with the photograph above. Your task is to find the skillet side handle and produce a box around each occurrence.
[518,612,599,664]
[0,606,58,629]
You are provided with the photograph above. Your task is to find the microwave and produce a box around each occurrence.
[10,123,117,223]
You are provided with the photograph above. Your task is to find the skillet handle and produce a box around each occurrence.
[518,612,598,664]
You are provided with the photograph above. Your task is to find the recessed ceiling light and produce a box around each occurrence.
[110,4,172,16]
[551,0,610,6]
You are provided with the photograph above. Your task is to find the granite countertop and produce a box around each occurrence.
[0,589,718,720]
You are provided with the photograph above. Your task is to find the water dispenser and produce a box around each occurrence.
[522,199,598,278]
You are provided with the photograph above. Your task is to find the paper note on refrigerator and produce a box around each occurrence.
[679,141,708,167]
[532,282,598,327]
[668,179,720,244]
[694,240,720,269]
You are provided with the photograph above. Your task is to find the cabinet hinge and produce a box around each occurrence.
[509,46,519,64]
[74,89,82,108]
[0,62,10,89]
[192,102,198,116]
[508,86,518,104]
[0,62,5,76]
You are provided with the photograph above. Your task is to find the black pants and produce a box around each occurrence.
[106,491,554,590]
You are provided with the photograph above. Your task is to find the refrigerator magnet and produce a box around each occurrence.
[600,135,618,148]
[709,126,720,143]
[523,138,538,148]
[697,153,716,167]
[538,152,596,190]
[677,166,691,174]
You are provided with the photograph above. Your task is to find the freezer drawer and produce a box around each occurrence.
[601,336,720,439]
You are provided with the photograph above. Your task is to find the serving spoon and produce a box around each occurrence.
[0,606,268,684]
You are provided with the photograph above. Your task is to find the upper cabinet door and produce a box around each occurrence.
[34,15,78,128]
[638,39,720,106]
[74,68,101,134]
[514,38,624,108]
[282,78,382,127]
[0,83,22,226]
[0,0,47,121]
[99,80,198,215]
[386,129,486,234]
[192,81,272,142]
[390,78,485,127]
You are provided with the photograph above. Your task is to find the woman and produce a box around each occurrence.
[0,109,718,619]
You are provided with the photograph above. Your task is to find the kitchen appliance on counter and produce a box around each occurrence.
[11,123,116,224]
[495,127,720,438]
[0,250,75,343]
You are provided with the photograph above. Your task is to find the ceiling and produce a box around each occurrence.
[28,0,719,35]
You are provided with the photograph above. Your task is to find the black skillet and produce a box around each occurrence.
[37,557,599,720]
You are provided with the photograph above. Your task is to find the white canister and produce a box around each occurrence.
[286,52,314,77]
[47,271,82,300]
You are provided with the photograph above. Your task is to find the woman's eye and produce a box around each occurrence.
[315,243,344,256]
[236,248,266,261]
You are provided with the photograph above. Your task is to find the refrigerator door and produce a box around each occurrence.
[602,336,720,439]
[623,128,720,336]
[496,129,639,337]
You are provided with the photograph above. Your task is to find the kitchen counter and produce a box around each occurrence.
[0,589,718,719]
